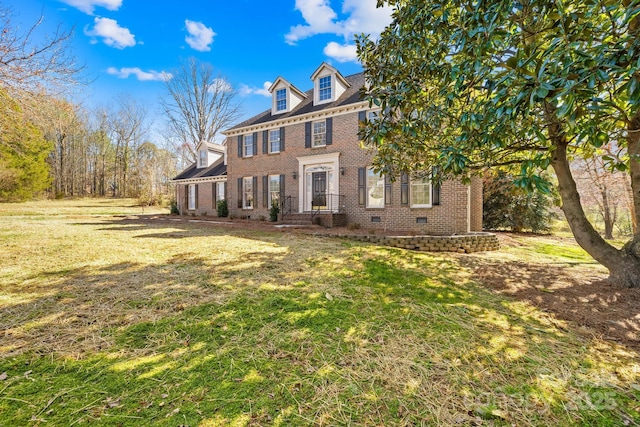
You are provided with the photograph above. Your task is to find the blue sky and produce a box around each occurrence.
[11,0,392,135]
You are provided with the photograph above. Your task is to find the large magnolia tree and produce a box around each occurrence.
[357,0,640,287]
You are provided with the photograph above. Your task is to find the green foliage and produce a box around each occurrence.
[356,0,640,183]
[0,90,52,201]
[216,198,228,217]
[269,199,279,222]
[169,198,180,215]
[483,172,556,233]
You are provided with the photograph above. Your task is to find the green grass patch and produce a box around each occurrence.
[0,199,638,426]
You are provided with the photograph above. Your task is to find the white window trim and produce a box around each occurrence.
[315,74,333,105]
[312,120,326,147]
[275,88,287,112]
[216,182,225,202]
[198,150,207,168]
[410,177,433,208]
[366,167,385,209]
[243,177,254,209]
[268,175,280,207]
[269,129,281,153]
[244,134,254,157]
[188,184,196,210]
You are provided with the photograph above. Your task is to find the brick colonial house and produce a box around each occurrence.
[174,63,483,235]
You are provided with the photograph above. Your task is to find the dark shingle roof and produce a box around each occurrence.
[227,72,365,131]
[173,157,226,181]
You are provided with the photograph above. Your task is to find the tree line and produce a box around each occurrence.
[0,4,244,204]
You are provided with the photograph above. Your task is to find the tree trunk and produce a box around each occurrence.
[545,102,640,287]
[601,189,614,239]
[552,142,640,287]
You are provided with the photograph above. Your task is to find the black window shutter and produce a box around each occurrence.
[401,173,409,206]
[252,132,258,156]
[305,122,311,148]
[279,174,285,204]
[385,175,392,205]
[237,178,243,208]
[195,184,199,209]
[253,177,258,207]
[262,130,268,154]
[326,117,333,145]
[358,167,366,205]
[280,127,285,152]
[237,135,243,158]
[432,168,441,206]
[184,185,188,210]
[212,182,217,208]
[262,175,268,207]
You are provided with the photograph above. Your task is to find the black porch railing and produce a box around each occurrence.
[311,193,346,222]
[280,195,297,220]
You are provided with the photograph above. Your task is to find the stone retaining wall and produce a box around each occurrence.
[333,232,499,253]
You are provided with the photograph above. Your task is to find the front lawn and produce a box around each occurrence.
[0,199,638,426]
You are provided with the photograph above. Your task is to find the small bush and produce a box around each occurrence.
[348,222,361,230]
[216,199,229,217]
[258,215,266,221]
[169,199,180,215]
[269,199,280,222]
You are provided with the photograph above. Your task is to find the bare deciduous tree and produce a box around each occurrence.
[106,95,149,197]
[161,58,242,162]
[0,4,81,95]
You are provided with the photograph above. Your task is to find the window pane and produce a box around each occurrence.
[216,182,225,201]
[269,175,280,206]
[366,168,384,208]
[188,185,196,210]
[313,121,326,147]
[270,129,280,153]
[244,134,253,156]
[411,177,431,207]
[243,177,253,208]
[319,76,331,101]
[276,89,286,111]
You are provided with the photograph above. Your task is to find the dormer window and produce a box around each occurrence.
[311,63,349,107]
[318,76,332,101]
[276,88,287,111]
[269,77,306,115]
[198,150,207,168]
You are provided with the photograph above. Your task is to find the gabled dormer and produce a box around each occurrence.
[268,77,307,115]
[196,141,226,169]
[310,62,350,107]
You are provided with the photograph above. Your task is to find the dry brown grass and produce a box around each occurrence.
[0,199,639,426]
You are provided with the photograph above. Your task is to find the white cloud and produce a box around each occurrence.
[285,0,340,45]
[285,0,392,46]
[323,41,357,63]
[239,81,272,97]
[185,20,216,52]
[60,0,122,15]
[85,17,136,49]
[107,67,173,82]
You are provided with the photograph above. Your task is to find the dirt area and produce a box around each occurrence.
[460,233,640,353]
[151,215,640,352]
